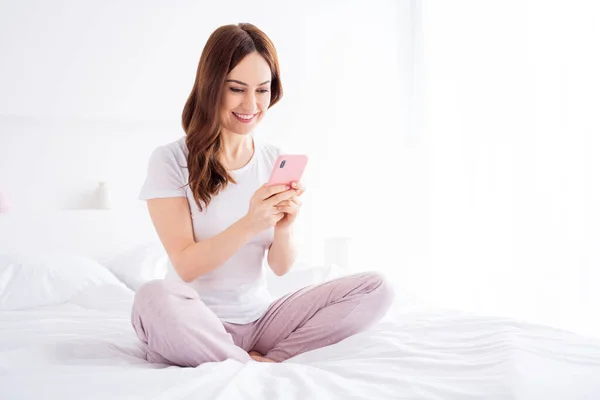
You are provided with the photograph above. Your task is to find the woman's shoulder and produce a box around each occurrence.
[148,136,188,167]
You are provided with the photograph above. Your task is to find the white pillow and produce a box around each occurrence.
[0,251,128,310]
[104,242,170,291]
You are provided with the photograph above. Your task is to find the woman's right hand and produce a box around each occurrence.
[244,184,299,233]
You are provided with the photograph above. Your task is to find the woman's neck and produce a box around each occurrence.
[219,131,254,170]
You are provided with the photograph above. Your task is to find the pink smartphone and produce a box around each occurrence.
[267,154,308,186]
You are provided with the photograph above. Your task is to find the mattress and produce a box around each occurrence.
[1,282,600,400]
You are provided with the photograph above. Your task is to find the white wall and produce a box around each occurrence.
[0,0,416,266]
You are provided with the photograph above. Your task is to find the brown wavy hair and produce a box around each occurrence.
[181,23,283,212]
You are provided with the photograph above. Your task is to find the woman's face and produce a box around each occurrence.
[220,52,272,136]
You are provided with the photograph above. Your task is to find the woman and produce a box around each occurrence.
[132,23,394,366]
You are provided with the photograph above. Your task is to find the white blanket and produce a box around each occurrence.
[1,282,600,400]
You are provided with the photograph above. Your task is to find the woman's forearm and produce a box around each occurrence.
[173,216,259,282]
[267,226,297,276]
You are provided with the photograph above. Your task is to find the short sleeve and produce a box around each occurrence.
[139,146,187,200]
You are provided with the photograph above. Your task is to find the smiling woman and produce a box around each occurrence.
[133,22,394,367]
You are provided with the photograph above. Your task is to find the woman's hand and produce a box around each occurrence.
[274,181,305,230]
[244,183,297,233]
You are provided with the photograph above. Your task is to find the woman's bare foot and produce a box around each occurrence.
[249,350,276,363]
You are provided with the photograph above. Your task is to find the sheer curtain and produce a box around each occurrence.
[270,0,599,338]
[418,0,600,338]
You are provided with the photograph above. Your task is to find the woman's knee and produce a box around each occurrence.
[362,271,395,309]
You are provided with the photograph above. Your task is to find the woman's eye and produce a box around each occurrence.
[229,87,269,94]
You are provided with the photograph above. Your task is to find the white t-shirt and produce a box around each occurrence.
[139,135,280,324]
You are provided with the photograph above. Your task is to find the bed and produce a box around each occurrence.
[1,211,600,399]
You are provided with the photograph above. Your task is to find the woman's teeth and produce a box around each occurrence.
[233,112,255,120]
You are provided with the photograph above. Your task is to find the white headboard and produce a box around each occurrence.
[0,208,159,264]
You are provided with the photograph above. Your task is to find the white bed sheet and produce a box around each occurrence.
[1,282,600,400]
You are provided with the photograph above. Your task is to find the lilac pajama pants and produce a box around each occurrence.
[131,271,394,367]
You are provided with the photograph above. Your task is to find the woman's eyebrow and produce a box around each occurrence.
[225,79,271,86]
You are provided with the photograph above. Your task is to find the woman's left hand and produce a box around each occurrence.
[274,181,305,230]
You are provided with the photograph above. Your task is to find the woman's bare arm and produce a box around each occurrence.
[146,197,257,282]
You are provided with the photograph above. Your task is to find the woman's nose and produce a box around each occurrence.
[241,91,256,111]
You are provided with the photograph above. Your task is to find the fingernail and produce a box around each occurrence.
[291,182,297,188]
